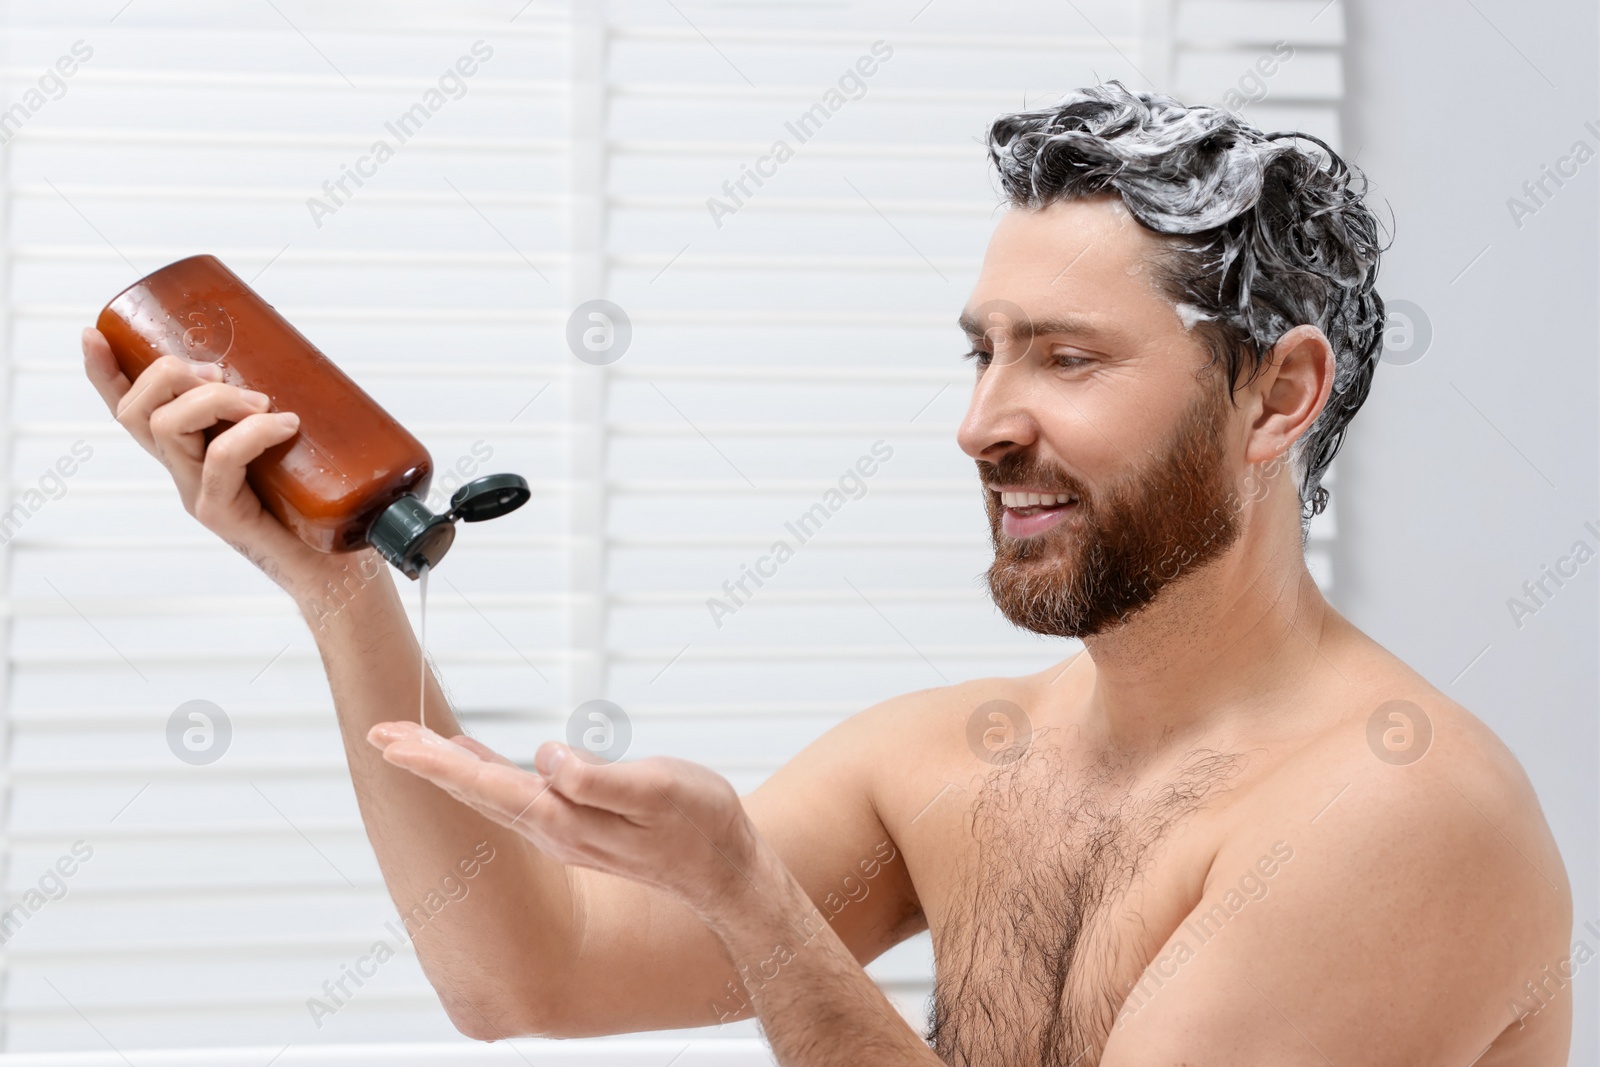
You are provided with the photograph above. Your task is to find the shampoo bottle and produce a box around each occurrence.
[96,254,528,578]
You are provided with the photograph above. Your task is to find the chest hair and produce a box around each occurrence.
[927,742,1244,1067]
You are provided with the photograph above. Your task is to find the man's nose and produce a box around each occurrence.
[957,354,1037,461]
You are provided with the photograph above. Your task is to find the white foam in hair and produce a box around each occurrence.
[1173,302,1213,330]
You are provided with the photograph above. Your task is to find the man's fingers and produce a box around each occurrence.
[447,734,522,768]
[81,327,132,414]
[373,728,638,865]
[369,723,555,821]
[535,744,675,819]
[193,411,299,521]
[467,780,636,870]
[149,383,276,473]
[369,724,539,807]
[369,721,498,756]
[383,735,549,815]
[462,771,640,869]
[369,722,518,770]
[114,355,224,454]
[367,720,433,747]
[150,383,273,442]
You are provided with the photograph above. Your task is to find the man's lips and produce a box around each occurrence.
[991,487,1080,539]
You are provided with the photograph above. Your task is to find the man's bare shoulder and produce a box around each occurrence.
[810,665,1077,758]
[1241,651,1569,910]
[1304,660,1560,870]
[752,662,1079,818]
[784,664,1084,832]
[1107,664,1573,1063]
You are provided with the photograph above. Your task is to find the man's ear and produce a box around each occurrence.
[1243,324,1334,466]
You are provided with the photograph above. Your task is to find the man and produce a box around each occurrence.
[83,82,1571,1064]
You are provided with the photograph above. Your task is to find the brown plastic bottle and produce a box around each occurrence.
[96,254,528,578]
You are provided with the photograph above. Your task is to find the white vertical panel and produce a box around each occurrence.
[564,2,608,708]
[0,0,18,1046]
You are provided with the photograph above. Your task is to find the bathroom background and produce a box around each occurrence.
[0,0,1592,1063]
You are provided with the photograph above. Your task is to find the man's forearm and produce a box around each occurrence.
[703,838,940,1067]
[300,553,576,1032]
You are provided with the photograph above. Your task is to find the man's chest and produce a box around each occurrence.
[897,745,1247,1066]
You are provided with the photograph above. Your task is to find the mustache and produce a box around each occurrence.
[975,457,1087,500]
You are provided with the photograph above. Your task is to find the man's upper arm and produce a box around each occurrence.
[741,691,925,959]
[1100,734,1569,1066]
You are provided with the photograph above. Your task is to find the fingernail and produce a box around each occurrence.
[194,363,224,379]
[367,723,403,746]
[279,412,300,428]
[538,744,569,774]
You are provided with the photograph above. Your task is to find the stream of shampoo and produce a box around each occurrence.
[418,564,429,730]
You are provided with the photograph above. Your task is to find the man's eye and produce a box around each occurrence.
[963,348,992,368]
[1055,354,1091,369]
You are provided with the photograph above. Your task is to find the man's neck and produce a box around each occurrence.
[1076,517,1344,758]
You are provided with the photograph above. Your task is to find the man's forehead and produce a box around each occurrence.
[991,195,1154,267]
[963,197,1170,339]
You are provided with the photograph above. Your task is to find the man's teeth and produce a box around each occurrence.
[1000,491,1076,508]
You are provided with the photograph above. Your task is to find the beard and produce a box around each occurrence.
[980,378,1244,639]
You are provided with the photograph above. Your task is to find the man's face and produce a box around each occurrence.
[957,195,1246,638]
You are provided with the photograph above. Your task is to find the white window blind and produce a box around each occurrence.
[0,0,1343,1055]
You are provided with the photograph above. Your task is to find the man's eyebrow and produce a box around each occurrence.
[957,311,1108,342]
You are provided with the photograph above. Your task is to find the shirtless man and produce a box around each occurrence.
[82,82,1572,1065]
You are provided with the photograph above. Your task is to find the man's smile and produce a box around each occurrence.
[988,484,1080,538]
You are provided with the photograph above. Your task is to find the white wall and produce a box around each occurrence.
[1338,3,1598,1062]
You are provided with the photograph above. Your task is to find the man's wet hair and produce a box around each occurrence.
[986,80,1388,531]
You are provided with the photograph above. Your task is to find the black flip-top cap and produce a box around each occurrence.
[367,474,530,580]
[447,473,532,523]
[367,494,456,580]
